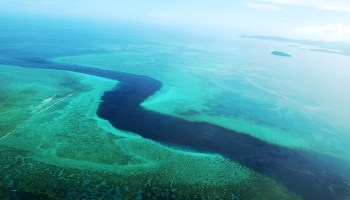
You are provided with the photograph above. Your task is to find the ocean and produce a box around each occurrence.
[0,17,350,199]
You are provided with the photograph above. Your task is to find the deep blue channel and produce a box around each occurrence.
[2,58,350,200]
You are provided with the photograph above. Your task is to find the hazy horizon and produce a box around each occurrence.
[1,0,350,42]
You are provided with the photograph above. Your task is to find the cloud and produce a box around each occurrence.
[147,11,168,19]
[293,23,350,41]
[244,3,283,11]
[260,0,350,12]
[39,0,57,5]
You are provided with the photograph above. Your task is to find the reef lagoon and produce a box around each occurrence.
[1,18,350,199]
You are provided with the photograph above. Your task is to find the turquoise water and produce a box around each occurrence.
[55,37,350,161]
[1,17,350,199]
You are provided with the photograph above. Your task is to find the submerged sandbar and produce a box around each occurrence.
[271,51,291,57]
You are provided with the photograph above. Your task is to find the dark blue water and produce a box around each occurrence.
[3,57,349,200]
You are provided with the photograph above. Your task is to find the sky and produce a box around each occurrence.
[1,0,350,42]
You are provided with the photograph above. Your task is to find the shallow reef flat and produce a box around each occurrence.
[0,64,300,199]
[0,64,87,139]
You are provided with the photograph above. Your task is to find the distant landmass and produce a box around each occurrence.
[271,51,291,57]
[309,48,343,55]
[240,35,350,56]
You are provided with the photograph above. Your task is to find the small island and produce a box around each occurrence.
[271,51,291,57]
